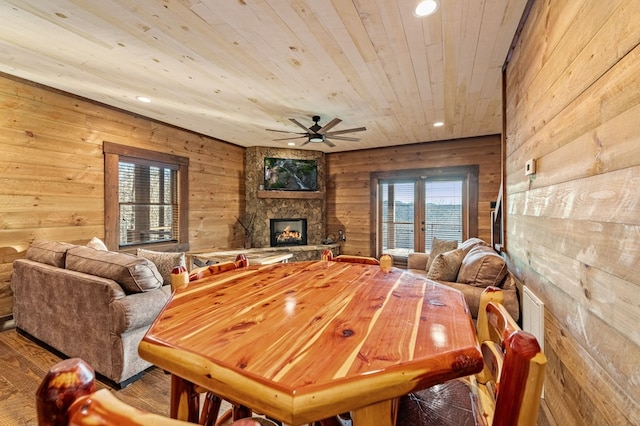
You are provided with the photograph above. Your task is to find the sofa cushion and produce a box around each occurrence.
[66,246,163,293]
[137,248,186,286]
[427,248,464,281]
[26,241,77,268]
[426,237,458,271]
[457,245,508,288]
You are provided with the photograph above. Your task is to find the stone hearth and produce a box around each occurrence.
[244,147,325,248]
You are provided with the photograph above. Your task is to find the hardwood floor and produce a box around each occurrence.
[0,326,175,425]
[0,321,556,426]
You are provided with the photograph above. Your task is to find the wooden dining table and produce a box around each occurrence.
[138,259,483,426]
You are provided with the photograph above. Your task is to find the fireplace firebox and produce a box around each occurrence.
[270,218,307,247]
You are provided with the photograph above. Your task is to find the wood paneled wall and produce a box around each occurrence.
[0,74,245,318]
[504,1,640,424]
[326,135,502,257]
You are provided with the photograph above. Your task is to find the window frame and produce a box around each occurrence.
[103,142,189,252]
[371,165,479,258]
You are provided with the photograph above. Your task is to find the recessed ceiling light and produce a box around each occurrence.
[287,142,296,146]
[433,121,444,127]
[414,0,438,17]
[136,96,151,103]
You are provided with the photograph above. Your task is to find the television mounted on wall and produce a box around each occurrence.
[264,157,318,191]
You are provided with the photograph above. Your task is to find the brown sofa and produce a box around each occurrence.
[11,241,174,387]
[407,238,520,321]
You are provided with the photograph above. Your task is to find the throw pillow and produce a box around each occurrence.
[86,236,108,251]
[426,237,458,271]
[65,246,163,293]
[426,248,464,281]
[137,248,186,286]
[457,245,508,288]
[458,237,490,257]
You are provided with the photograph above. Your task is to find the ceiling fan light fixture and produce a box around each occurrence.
[309,134,324,143]
[414,0,438,17]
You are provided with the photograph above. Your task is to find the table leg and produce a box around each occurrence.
[170,374,200,422]
[350,398,398,426]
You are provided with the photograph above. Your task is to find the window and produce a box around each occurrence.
[104,142,188,250]
[373,166,478,263]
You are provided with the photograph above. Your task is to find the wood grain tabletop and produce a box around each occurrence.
[139,260,483,425]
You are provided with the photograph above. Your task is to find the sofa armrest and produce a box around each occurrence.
[407,252,430,270]
[11,259,126,356]
[110,286,171,334]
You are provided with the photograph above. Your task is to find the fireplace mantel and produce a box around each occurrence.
[257,190,324,199]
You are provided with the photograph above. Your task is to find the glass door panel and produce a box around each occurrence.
[380,181,415,257]
[423,180,463,250]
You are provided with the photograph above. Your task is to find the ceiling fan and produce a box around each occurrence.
[266,115,366,147]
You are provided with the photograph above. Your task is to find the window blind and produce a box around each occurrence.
[118,158,178,246]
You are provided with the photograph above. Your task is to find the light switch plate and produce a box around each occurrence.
[525,158,536,176]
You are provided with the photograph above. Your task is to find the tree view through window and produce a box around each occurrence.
[379,175,469,259]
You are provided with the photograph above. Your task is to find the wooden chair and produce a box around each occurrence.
[184,253,253,424]
[379,253,393,270]
[36,358,275,426]
[396,287,547,426]
[322,250,381,265]
[333,254,380,265]
[189,253,248,281]
[321,248,334,261]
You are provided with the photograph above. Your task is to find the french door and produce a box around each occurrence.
[375,167,478,261]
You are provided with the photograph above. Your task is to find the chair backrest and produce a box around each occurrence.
[333,254,380,265]
[189,253,248,281]
[379,254,393,271]
[475,287,546,426]
[321,249,333,261]
[491,330,547,426]
[37,358,270,426]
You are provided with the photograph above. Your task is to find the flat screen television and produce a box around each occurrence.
[264,157,318,191]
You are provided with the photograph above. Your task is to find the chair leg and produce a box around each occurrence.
[200,392,222,426]
[214,408,233,426]
[316,416,345,426]
[232,405,253,420]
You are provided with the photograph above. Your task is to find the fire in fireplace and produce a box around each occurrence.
[270,218,307,246]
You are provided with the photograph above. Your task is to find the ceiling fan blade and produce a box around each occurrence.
[273,136,306,141]
[289,118,313,134]
[318,118,342,134]
[266,128,305,134]
[325,126,367,136]
[328,135,360,141]
[299,140,311,147]
[323,139,336,148]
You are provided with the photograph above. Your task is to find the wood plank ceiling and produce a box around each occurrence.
[0,0,527,152]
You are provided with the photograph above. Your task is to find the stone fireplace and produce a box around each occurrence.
[244,147,326,248]
[270,218,308,247]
